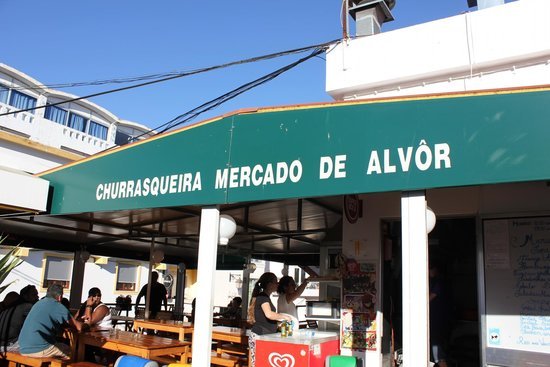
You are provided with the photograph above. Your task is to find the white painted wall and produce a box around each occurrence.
[0,142,70,173]
[327,0,550,100]
[0,249,170,307]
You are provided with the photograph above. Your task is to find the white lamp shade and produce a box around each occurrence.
[219,214,237,245]
[152,249,164,263]
[244,263,257,272]
[426,206,437,234]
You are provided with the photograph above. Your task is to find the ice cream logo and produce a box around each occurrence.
[268,352,295,367]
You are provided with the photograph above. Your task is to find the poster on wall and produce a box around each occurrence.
[340,256,377,351]
[484,217,550,365]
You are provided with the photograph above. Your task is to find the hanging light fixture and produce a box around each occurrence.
[426,206,437,234]
[152,248,164,263]
[244,263,257,273]
[218,214,237,245]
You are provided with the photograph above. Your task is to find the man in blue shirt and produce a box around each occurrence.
[19,284,83,359]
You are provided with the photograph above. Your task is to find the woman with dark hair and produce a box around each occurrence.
[277,275,309,320]
[75,287,110,327]
[248,272,292,366]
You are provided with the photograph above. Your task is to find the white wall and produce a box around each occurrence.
[327,0,550,100]
[0,249,162,306]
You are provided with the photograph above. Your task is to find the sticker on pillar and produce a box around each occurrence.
[489,328,501,345]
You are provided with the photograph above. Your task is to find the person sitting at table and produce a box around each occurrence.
[18,284,83,359]
[0,292,28,352]
[0,292,20,313]
[19,284,39,304]
[216,296,242,320]
[248,272,292,367]
[0,286,41,352]
[75,287,111,328]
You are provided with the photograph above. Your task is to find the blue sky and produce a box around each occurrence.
[1,1,479,130]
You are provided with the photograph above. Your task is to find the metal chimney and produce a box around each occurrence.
[467,0,505,10]
[348,0,396,37]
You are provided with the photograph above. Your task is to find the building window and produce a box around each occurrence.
[116,263,138,291]
[67,112,86,132]
[88,121,108,140]
[44,105,68,125]
[0,85,8,104]
[43,256,72,289]
[8,90,36,112]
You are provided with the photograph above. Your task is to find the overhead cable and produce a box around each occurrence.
[2,39,338,98]
[130,47,326,140]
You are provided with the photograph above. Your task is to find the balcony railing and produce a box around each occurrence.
[0,101,114,156]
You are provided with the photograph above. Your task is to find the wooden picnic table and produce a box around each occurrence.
[132,319,194,342]
[211,326,248,345]
[77,328,190,363]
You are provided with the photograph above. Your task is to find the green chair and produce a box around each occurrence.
[325,355,358,367]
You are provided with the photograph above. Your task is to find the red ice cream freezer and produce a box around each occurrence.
[255,330,339,367]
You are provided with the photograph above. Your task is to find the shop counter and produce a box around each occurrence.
[256,330,339,367]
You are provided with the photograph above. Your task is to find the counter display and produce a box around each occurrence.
[256,330,339,367]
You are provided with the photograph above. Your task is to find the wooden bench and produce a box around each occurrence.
[211,351,247,367]
[216,343,247,356]
[0,352,67,367]
[150,355,187,366]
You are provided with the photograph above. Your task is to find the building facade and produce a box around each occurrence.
[327,1,550,366]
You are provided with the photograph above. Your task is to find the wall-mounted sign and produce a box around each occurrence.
[163,273,174,290]
[344,194,361,224]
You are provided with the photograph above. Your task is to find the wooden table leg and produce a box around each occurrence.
[179,345,190,363]
[77,339,86,362]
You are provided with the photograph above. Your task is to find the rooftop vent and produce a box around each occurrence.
[348,0,396,37]
[467,0,505,10]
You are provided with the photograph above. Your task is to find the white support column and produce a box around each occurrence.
[191,206,220,366]
[401,191,430,367]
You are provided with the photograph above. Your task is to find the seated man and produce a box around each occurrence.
[18,284,83,359]
[217,297,243,320]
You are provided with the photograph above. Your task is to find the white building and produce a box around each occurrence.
[326,0,550,366]
[0,63,177,308]
[0,63,153,174]
[0,63,296,310]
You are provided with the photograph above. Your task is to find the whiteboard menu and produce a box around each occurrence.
[483,217,550,366]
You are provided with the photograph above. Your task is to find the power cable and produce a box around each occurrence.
[2,40,338,97]
[130,47,326,140]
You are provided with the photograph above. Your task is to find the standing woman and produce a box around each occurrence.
[277,275,309,320]
[248,272,292,366]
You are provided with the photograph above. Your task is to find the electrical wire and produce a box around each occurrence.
[3,40,338,95]
[130,47,327,141]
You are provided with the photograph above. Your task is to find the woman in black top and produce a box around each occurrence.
[248,272,292,366]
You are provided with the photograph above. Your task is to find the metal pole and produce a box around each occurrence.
[145,237,155,319]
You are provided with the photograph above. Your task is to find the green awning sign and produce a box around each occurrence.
[41,87,550,215]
